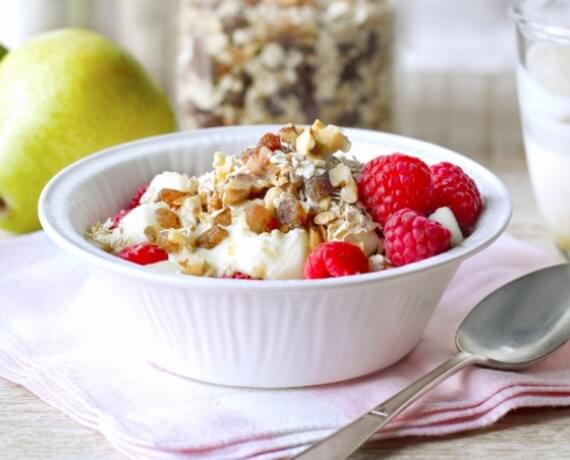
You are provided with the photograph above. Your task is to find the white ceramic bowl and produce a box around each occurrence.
[39,126,511,388]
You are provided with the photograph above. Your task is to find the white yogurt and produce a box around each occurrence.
[114,203,165,246]
[174,225,309,280]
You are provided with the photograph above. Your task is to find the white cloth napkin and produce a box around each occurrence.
[1,232,569,460]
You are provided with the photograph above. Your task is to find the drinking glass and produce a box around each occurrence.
[512,0,570,250]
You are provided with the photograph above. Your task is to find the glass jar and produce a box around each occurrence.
[176,0,395,130]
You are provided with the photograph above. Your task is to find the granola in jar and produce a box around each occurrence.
[176,0,395,130]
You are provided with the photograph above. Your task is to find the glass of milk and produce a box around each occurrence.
[513,0,570,249]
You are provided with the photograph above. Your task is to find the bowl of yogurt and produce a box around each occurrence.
[38,125,510,388]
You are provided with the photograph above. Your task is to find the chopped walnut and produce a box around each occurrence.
[308,223,324,251]
[311,120,351,155]
[144,225,158,243]
[329,163,358,204]
[223,173,270,205]
[245,203,277,234]
[223,174,254,205]
[246,146,272,176]
[196,225,229,249]
[264,186,285,212]
[155,208,182,229]
[295,127,316,156]
[279,124,302,148]
[277,193,307,228]
[213,207,232,226]
[304,173,334,203]
[157,230,183,253]
[156,188,190,208]
[213,152,236,184]
[206,191,223,212]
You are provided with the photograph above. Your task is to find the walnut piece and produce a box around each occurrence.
[311,120,351,155]
[155,208,181,229]
[329,163,358,204]
[144,225,157,243]
[296,127,316,156]
[155,188,189,208]
[196,225,229,249]
[213,207,232,226]
[264,186,285,212]
[206,191,223,212]
[304,174,334,202]
[277,193,307,228]
[245,203,277,234]
[246,146,272,176]
[308,223,323,251]
[156,230,183,253]
[223,173,270,206]
[223,174,254,205]
[279,124,302,148]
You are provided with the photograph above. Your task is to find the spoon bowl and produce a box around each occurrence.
[457,263,570,368]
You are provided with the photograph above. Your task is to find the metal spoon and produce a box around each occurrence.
[294,263,570,460]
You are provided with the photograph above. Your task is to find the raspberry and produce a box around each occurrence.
[128,185,149,209]
[223,272,256,280]
[384,208,452,267]
[110,184,149,229]
[430,162,483,235]
[304,241,369,279]
[117,243,168,265]
[110,209,130,229]
[358,153,432,226]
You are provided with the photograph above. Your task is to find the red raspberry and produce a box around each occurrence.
[110,209,130,229]
[110,184,149,229]
[430,162,483,235]
[304,241,369,279]
[384,208,451,267]
[358,153,432,226]
[117,243,168,265]
[223,272,256,280]
[128,185,148,209]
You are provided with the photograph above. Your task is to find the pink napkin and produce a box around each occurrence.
[1,232,569,460]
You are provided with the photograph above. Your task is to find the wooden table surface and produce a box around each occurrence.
[1,72,569,459]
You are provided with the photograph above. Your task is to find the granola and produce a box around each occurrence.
[87,120,382,279]
[176,0,395,130]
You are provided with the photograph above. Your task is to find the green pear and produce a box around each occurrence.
[0,44,7,62]
[0,29,176,233]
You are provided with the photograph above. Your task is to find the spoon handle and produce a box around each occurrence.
[293,352,485,460]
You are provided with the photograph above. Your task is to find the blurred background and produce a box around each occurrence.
[1,0,545,243]
[0,0,515,128]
